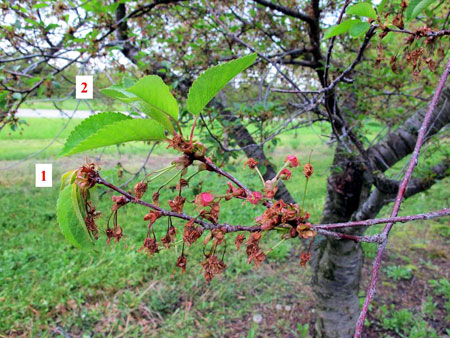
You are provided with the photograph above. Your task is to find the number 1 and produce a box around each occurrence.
[42,171,46,181]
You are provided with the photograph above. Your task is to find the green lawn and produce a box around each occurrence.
[0,117,448,336]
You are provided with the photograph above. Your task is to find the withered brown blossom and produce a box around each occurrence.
[106,226,125,246]
[176,179,189,191]
[245,232,266,268]
[303,163,314,179]
[75,160,98,190]
[300,251,312,267]
[168,195,186,213]
[175,253,187,273]
[152,192,160,206]
[264,178,278,199]
[296,223,316,239]
[134,182,148,200]
[84,201,100,240]
[200,201,221,223]
[235,234,245,251]
[144,210,162,225]
[172,155,193,170]
[255,200,290,231]
[183,219,203,245]
[225,181,245,200]
[244,158,258,169]
[201,254,227,283]
[211,229,226,246]
[161,226,176,248]
[111,195,128,211]
[167,134,193,154]
[138,237,159,256]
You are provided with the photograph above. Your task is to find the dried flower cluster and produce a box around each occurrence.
[74,134,316,283]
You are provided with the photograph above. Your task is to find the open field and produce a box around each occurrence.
[0,118,449,337]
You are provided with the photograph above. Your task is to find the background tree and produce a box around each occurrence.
[1,0,449,336]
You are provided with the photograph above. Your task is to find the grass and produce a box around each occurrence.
[0,117,449,336]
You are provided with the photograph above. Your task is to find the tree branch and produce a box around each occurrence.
[252,0,314,24]
[355,57,450,338]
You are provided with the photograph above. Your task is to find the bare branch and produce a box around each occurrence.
[355,57,450,338]
[251,0,313,24]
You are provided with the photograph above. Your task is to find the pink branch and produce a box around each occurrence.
[354,57,450,338]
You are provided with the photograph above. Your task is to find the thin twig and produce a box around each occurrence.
[354,57,450,337]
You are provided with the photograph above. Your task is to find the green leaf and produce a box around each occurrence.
[100,85,138,102]
[61,112,131,156]
[186,53,257,115]
[57,184,93,249]
[346,3,377,20]
[123,77,136,88]
[101,82,174,133]
[60,170,77,191]
[127,75,179,119]
[33,3,49,9]
[377,0,388,13]
[24,18,40,26]
[406,0,434,21]
[63,119,166,156]
[45,23,59,30]
[134,101,174,134]
[324,20,359,39]
[350,21,370,37]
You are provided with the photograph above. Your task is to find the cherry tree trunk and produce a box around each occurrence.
[310,145,366,338]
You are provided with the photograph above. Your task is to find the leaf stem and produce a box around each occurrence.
[254,166,266,186]
[190,115,198,143]
[143,164,176,183]
[265,237,287,255]
[158,169,183,192]
[301,178,309,211]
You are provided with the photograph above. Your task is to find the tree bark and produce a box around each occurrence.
[310,145,366,337]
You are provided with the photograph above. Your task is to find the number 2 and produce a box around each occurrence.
[42,171,46,181]
[81,82,88,93]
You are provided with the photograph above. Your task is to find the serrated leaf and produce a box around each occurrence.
[324,20,359,39]
[350,21,370,37]
[64,119,166,156]
[100,86,138,102]
[346,3,377,20]
[57,184,93,249]
[60,170,77,191]
[61,112,131,156]
[406,0,434,21]
[186,53,257,115]
[134,100,174,134]
[127,75,179,119]
[101,83,174,133]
